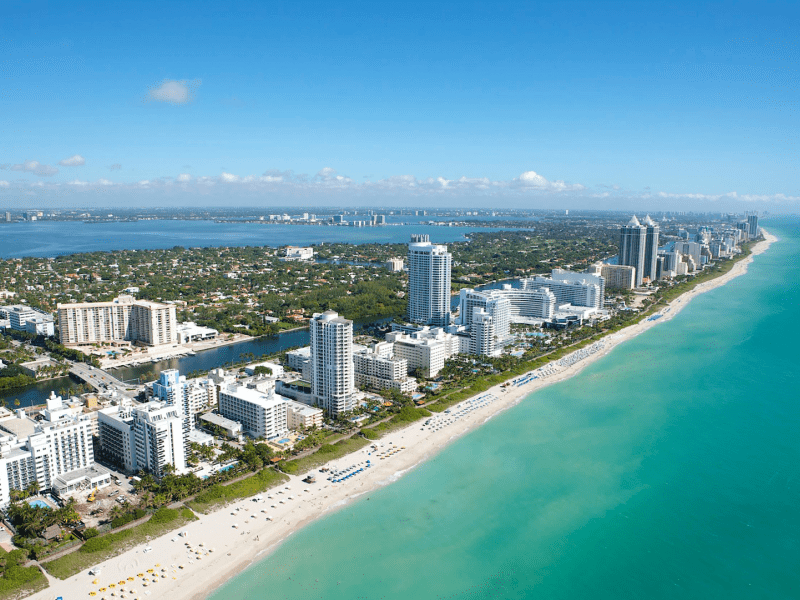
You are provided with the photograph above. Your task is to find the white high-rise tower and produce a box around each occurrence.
[407,234,452,326]
[310,310,355,417]
[642,215,660,282]
[619,215,647,287]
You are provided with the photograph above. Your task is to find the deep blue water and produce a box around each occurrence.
[0,220,529,258]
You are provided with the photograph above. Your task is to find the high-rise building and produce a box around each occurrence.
[456,289,510,342]
[310,311,355,416]
[674,241,703,268]
[470,308,495,356]
[0,393,102,507]
[57,295,178,346]
[407,234,451,326]
[385,327,461,378]
[218,384,289,439]
[588,264,636,290]
[747,214,759,237]
[618,215,647,287]
[520,271,603,310]
[386,257,404,272]
[642,215,660,282]
[152,369,216,438]
[98,400,186,478]
[353,343,418,393]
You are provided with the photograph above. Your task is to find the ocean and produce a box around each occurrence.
[208,217,800,599]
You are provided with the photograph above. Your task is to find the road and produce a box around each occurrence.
[68,363,131,393]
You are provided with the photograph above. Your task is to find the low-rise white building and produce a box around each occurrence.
[286,400,324,430]
[284,246,314,260]
[176,321,218,343]
[244,361,284,378]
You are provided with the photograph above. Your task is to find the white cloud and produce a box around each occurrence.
[657,190,800,203]
[59,154,86,167]
[0,180,8,187]
[148,79,201,104]
[1,160,58,177]
[512,170,585,192]
[15,166,794,211]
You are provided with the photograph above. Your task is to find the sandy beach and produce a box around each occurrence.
[28,232,775,600]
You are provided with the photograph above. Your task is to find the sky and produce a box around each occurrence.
[1,0,798,212]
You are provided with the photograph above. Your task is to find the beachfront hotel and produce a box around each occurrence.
[310,310,356,416]
[218,384,289,440]
[97,400,187,478]
[353,342,418,393]
[407,234,452,327]
[385,327,461,378]
[520,270,604,310]
[0,394,108,508]
[470,308,496,356]
[57,294,179,346]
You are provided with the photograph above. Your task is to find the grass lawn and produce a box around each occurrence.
[43,507,197,580]
[279,436,371,475]
[0,548,48,600]
[187,467,289,514]
[362,406,431,436]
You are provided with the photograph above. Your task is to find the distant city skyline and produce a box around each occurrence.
[1,1,797,212]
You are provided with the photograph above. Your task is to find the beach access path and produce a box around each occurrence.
[26,232,775,600]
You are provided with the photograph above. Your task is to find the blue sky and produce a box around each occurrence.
[1,0,797,211]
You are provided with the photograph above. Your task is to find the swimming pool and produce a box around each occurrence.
[28,499,49,509]
[277,438,291,444]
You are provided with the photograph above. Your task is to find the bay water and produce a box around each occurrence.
[0,220,521,258]
[209,218,800,599]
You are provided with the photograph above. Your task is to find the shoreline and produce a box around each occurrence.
[26,232,775,600]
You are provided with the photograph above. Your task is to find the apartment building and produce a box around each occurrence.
[57,295,178,346]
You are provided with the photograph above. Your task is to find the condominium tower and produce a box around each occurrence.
[57,295,178,346]
[618,215,647,287]
[407,234,452,326]
[310,311,355,416]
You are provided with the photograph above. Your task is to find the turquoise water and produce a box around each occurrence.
[210,219,799,600]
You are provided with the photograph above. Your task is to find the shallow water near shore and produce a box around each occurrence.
[210,219,800,600]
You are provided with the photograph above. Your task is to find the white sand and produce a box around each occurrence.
[29,232,775,600]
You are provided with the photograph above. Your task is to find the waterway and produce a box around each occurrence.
[0,219,532,259]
